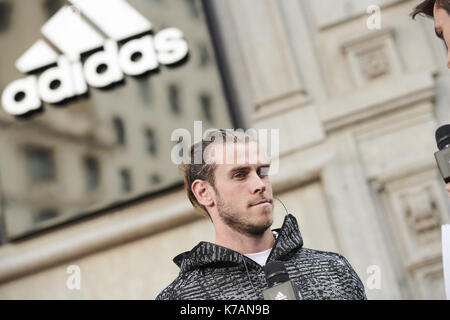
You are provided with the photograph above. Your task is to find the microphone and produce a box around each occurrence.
[263,261,302,300]
[434,124,450,183]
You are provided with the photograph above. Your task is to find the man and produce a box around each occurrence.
[156,129,366,300]
[412,0,450,197]
[412,0,450,67]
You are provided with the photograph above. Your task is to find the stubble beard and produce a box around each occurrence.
[216,193,273,237]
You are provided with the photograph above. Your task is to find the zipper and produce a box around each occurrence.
[266,228,282,263]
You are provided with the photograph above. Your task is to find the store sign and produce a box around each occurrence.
[1,0,189,116]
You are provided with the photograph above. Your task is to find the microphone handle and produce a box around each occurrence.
[263,280,302,300]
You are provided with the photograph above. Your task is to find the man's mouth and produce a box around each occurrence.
[251,199,272,206]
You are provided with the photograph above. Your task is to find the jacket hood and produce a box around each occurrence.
[173,214,304,272]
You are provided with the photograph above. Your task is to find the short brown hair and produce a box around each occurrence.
[182,129,256,218]
[411,0,450,19]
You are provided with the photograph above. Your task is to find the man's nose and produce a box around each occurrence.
[251,172,266,194]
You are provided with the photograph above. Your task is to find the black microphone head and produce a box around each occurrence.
[435,124,450,150]
[264,261,289,287]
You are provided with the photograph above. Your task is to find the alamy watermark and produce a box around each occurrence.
[366,264,381,290]
[66,265,81,290]
[367,5,381,30]
[170,121,280,175]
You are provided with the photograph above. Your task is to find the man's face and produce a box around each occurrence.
[434,2,450,68]
[208,141,274,236]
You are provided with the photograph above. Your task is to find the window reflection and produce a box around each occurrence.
[138,78,151,105]
[113,117,126,146]
[120,168,132,193]
[150,174,161,186]
[0,0,234,242]
[34,208,59,224]
[198,43,211,67]
[84,156,100,191]
[25,146,56,183]
[168,84,181,114]
[145,128,157,156]
[200,93,213,121]
[0,1,12,33]
[0,213,5,245]
[185,0,200,18]
[176,136,184,158]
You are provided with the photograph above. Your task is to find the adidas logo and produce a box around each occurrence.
[274,291,288,300]
[1,0,189,116]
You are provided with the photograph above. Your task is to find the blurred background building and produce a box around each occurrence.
[0,0,449,299]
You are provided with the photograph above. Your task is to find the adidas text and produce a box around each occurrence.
[1,29,188,116]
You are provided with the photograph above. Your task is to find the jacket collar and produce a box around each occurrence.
[173,214,303,272]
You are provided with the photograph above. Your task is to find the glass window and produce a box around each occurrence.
[0,213,5,246]
[113,117,126,146]
[185,0,200,18]
[145,128,157,156]
[84,156,100,191]
[120,168,132,193]
[137,78,151,105]
[25,146,56,183]
[33,208,59,224]
[168,84,181,115]
[200,93,213,121]
[198,43,211,67]
[0,1,12,33]
[0,0,235,241]
[150,174,161,186]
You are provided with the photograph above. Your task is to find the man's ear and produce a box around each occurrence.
[191,179,214,207]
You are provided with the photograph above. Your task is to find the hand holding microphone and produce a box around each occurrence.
[434,125,450,197]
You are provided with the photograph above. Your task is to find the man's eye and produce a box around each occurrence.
[234,172,246,178]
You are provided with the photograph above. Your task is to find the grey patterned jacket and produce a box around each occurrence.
[156,214,367,300]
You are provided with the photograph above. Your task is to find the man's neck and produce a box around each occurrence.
[215,226,275,255]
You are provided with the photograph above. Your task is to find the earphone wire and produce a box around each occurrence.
[273,195,289,216]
